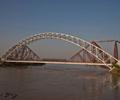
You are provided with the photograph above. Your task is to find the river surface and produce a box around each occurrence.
[0,64,120,100]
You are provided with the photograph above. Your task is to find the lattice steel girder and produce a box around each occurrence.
[2,32,119,69]
[70,41,103,63]
[4,45,40,61]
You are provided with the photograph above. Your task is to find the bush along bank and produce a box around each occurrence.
[110,63,120,75]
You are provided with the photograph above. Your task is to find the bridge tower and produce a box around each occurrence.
[113,41,118,59]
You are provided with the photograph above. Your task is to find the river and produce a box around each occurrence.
[0,64,120,100]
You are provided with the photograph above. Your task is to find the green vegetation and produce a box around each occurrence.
[111,63,120,75]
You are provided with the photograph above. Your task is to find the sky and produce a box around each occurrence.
[0,0,120,58]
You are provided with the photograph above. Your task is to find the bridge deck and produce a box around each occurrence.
[3,60,112,66]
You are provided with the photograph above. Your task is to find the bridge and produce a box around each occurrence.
[0,32,120,71]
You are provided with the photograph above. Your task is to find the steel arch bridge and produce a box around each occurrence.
[1,32,119,70]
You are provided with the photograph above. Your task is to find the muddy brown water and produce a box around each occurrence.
[0,65,120,100]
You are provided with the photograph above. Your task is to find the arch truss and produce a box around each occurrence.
[2,32,119,69]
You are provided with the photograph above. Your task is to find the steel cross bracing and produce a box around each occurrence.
[70,40,120,63]
[1,32,119,69]
[70,41,103,63]
[5,45,40,61]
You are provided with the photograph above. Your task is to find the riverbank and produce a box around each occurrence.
[110,63,120,76]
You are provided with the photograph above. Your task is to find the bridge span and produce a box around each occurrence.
[0,32,120,71]
[3,60,112,66]
[0,60,111,70]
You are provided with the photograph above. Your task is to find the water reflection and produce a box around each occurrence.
[111,74,120,89]
[0,65,120,100]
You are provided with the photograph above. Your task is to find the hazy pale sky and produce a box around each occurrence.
[0,0,120,58]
